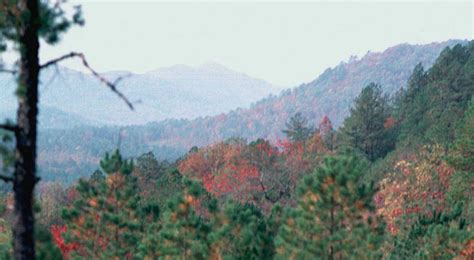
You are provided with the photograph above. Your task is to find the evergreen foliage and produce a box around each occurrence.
[390,203,471,259]
[60,150,156,259]
[144,179,211,259]
[396,42,474,146]
[209,202,274,259]
[339,83,395,161]
[283,112,313,142]
[275,155,385,259]
[447,98,474,220]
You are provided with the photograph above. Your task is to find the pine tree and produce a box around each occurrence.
[136,152,182,205]
[283,112,313,142]
[390,203,472,259]
[340,83,394,161]
[447,98,474,220]
[0,1,83,256]
[61,150,156,258]
[140,179,212,259]
[396,63,429,143]
[208,202,274,259]
[275,155,385,259]
[448,98,474,173]
[396,43,474,146]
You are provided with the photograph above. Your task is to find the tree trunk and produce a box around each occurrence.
[13,0,40,258]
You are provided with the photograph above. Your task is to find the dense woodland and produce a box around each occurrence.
[0,0,473,259]
[0,40,473,258]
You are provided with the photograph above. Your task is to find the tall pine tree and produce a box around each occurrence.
[339,83,394,161]
[61,150,157,258]
[275,154,385,259]
[283,113,313,142]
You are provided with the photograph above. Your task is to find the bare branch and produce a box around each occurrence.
[258,177,286,203]
[0,174,13,182]
[0,123,18,132]
[39,52,80,69]
[40,52,134,110]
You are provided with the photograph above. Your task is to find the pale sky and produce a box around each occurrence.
[38,0,473,86]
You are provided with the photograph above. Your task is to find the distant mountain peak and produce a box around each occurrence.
[197,62,234,72]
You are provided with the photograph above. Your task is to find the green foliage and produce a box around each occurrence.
[396,63,429,143]
[390,203,472,259]
[339,83,396,161]
[61,150,150,259]
[0,0,84,99]
[448,97,474,172]
[0,0,83,50]
[275,155,385,259]
[396,42,474,146]
[447,98,474,220]
[99,149,134,175]
[0,129,13,192]
[139,178,211,259]
[136,152,182,206]
[209,202,274,259]
[283,112,313,142]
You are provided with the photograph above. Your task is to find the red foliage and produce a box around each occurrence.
[319,115,333,136]
[51,225,79,259]
[384,116,396,129]
[179,142,262,201]
[375,147,455,234]
[180,135,331,206]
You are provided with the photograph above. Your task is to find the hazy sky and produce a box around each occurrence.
[39,1,473,86]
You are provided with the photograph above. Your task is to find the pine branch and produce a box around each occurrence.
[0,123,18,132]
[40,52,134,110]
[0,69,17,74]
[0,174,13,182]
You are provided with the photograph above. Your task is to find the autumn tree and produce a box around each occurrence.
[275,155,385,259]
[318,116,335,151]
[244,139,290,208]
[375,145,455,234]
[339,83,394,161]
[178,141,261,203]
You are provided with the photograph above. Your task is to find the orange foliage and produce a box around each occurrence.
[375,145,455,234]
[178,142,262,202]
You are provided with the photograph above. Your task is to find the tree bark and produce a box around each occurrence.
[13,0,40,258]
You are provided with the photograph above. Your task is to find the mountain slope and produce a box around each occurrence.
[36,40,468,183]
[142,40,467,148]
[0,63,283,126]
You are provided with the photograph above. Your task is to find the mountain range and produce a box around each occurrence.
[5,39,468,183]
[0,62,283,126]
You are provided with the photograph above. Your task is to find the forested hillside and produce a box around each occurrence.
[37,40,465,182]
[2,40,471,258]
